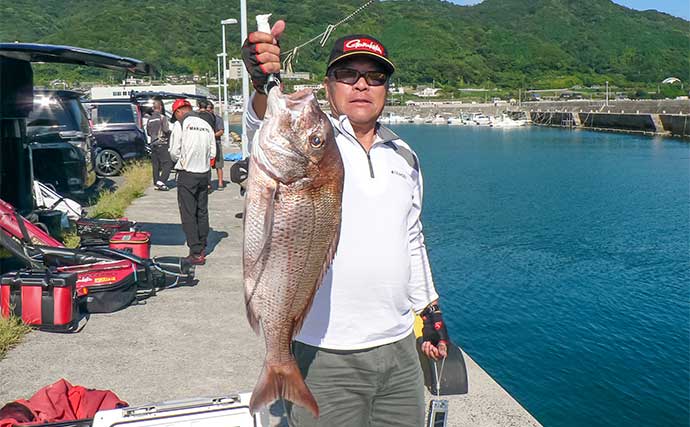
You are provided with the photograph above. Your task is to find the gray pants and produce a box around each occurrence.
[287,333,424,427]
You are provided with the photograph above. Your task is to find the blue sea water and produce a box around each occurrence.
[389,125,690,427]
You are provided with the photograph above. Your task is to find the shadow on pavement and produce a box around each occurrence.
[137,222,228,255]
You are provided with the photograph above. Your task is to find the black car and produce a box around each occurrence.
[26,89,97,199]
[84,98,148,176]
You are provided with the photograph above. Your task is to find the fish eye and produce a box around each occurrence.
[310,134,324,148]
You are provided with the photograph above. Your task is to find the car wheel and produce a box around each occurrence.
[95,149,123,176]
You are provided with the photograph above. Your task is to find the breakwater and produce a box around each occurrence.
[383,99,690,138]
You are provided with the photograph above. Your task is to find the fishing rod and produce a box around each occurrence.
[254,0,376,94]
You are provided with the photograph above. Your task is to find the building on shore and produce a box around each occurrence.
[89,83,213,100]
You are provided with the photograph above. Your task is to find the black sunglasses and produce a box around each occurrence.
[329,68,389,86]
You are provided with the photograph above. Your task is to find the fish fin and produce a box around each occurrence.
[249,360,319,418]
[244,277,261,334]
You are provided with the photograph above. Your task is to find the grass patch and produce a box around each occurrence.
[87,161,152,219]
[61,230,81,249]
[0,315,31,359]
[62,161,152,248]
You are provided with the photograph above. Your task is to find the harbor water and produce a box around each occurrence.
[388,125,690,427]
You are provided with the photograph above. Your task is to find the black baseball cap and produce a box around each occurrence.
[327,34,395,75]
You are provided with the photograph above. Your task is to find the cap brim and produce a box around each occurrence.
[328,51,395,74]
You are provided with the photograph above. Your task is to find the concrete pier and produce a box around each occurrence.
[0,162,541,426]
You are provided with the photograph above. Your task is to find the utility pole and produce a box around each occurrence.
[605,81,609,106]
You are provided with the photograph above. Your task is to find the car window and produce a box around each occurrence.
[93,104,135,125]
[27,95,76,135]
[65,99,90,134]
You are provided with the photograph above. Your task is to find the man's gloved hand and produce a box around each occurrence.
[230,158,249,184]
[421,304,450,360]
[241,20,285,94]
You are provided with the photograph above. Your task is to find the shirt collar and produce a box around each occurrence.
[331,114,400,145]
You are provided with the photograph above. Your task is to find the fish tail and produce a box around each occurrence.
[249,360,319,418]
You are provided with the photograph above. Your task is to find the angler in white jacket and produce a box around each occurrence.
[242,26,450,427]
[169,99,216,265]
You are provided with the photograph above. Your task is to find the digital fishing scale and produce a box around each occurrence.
[427,356,449,427]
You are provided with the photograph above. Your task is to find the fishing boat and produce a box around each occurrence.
[468,113,492,126]
[431,115,447,125]
[491,113,525,128]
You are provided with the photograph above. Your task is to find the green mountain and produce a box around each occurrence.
[1,0,688,89]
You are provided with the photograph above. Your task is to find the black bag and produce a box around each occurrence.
[76,218,135,246]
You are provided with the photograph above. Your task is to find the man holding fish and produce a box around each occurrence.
[240,19,450,426]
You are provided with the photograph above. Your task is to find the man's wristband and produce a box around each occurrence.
[421,303,441,317]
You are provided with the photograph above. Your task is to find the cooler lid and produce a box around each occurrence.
[110,231,150,244]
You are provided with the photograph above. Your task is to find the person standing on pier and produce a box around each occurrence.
[169,98,216,265]
[206,101,226,190]
[241,23,451,427]
[145,98,173,191]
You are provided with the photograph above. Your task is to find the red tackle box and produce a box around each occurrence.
[109,231,151,259]
[0,270,79,332]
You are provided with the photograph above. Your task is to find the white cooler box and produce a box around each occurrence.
[92,393,266,427]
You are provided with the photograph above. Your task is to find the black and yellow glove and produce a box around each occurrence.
[421,304,450,348]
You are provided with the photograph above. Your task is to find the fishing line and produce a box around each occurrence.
[433,355,447,396]
[281,0,376,72]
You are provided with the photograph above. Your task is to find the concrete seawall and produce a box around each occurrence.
[660,114,690,137]
[379,99,689,138]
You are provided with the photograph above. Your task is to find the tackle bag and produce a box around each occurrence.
[108,231,151,259]
[76,218,136,246]
[58,260,138,314]
[0,270,79,331]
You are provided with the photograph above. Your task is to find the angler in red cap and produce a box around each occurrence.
[168,98,216,265]
[241,23,450,427]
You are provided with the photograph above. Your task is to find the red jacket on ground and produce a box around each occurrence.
[0,379,127,426]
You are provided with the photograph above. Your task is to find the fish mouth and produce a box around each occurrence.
[268,87,316,119]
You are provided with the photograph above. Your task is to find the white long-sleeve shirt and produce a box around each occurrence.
[245,96,439,350]
[169,113,216,173]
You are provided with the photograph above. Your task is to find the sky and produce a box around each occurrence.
[448,0,690,20]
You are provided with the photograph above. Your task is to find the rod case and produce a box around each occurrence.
[0,270,78,331]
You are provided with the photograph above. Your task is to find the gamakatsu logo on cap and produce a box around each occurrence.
[344,38,383,55]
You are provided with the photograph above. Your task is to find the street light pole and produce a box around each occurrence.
[241,0,250,158]
[221,18,237,146]
[216,53,223,107]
